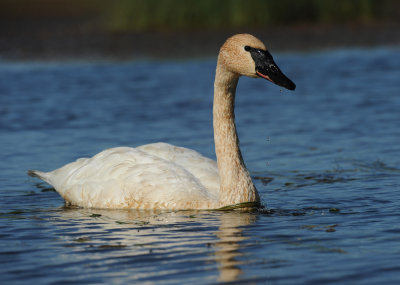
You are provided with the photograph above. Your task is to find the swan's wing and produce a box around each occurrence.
[29,147,218,209]
[137,143,220,194]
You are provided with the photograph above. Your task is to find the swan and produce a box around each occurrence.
[28,34,295,210]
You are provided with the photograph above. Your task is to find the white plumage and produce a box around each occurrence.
[31,143,219,209]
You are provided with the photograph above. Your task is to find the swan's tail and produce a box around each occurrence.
[27,170,52,185]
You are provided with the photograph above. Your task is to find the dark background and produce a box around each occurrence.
[1,0,400,60]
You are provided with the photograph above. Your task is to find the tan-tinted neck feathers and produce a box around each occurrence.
[213,34,264,207]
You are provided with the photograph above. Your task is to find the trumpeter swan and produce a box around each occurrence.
[28,34,295,210]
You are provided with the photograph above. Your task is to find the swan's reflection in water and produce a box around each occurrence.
[214,211,256,282]
[55,207,256,283]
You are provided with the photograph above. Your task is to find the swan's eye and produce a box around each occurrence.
[244,46,251,51]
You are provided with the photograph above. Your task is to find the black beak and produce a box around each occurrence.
[246,46,296,91]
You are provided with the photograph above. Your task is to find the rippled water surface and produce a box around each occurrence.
[1,48,400,284]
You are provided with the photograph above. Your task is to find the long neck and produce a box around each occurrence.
[213,64,260,206]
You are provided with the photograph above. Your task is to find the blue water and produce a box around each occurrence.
[1,47,399,284]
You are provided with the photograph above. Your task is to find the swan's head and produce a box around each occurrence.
[218,34,296,90]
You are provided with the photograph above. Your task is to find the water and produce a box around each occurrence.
[1,47,399,284]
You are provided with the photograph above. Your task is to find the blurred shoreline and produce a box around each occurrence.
[1,21,400,61]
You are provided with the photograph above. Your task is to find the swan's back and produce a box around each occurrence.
[30,143,220,209]
[137,143,219,192]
